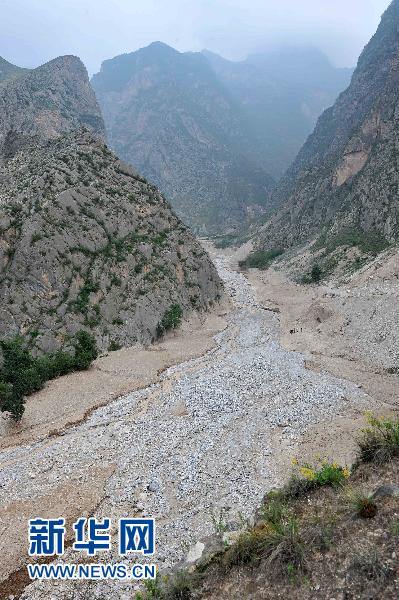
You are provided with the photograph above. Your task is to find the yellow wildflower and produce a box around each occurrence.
[342,467,350,479]
[291,457,298,466]
[299,467,316,481]
[332,462,339,469]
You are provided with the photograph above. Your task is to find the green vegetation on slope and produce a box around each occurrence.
[0,331,97,421]
[156,304,183,339]
[239,248,283,270]
[136,413,399,599]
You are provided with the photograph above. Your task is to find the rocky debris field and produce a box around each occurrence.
[0,251,372,599]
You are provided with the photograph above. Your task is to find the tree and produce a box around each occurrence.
[310,264,322,283]
[73,330,98,370]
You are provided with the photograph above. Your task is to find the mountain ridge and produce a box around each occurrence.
[0,55,105,159]
[256,0,399,253]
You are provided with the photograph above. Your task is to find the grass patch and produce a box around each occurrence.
[223,495,306,578]
[283,458,350,497]
[135,571,197,600]
[239,248,283,270]
[358,412,399,464]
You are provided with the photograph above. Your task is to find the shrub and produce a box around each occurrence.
[0,380,23,421]
[286,458,350,493]
[239,248,283,270]
[156,304,183,338]
[223,495,306,577]
[310,264,322,282]
[73,330,98,370]
[302,263,323,284]
[135,572,197,600]
[358,413,399,464]
[315,229,389,257]
[108,340,122,352]
[354,494,378,519]
[0,331,98,420]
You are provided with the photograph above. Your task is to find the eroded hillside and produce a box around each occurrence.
[0,131,222,353]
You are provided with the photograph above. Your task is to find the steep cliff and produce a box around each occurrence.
[257,0,399,252]
[0,55,105,158]
[0,131,222,352]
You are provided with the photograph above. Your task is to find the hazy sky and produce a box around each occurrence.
[0,0,392,75]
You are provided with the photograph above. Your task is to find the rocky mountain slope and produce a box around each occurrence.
[0,54,222,353]
[92,42,274,235]
[0,55,105,158]
[0,131,221,353]
[0,56,27,86]
[204,47,352,179]
[256,0,399,253]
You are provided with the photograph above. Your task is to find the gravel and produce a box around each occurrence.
[0,253,370,599]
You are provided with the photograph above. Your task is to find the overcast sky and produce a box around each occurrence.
[0,0,392,75]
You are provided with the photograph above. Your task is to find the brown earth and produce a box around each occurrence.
[0,306,228,450]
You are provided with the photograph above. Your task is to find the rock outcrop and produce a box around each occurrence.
[0,55,105,158]
[0,131,222,352]
[257,0,399,251]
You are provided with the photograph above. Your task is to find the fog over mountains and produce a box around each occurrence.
[257,0,399,253]
[92,43,352,233]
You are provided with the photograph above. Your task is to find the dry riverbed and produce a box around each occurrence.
[0,246,394,599]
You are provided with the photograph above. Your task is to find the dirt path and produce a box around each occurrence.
[0,248,386,599]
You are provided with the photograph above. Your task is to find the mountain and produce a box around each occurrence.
[0,56,27,86]
[0,55,222,352]
[91,43,352,234]
[91,42,275,235]
[256,0,399,253]
[0,131,221,352]
[203,47,353,179]
[0,55,105,158]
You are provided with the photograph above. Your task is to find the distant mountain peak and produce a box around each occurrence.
[0,55,105,157]
[0,56,28,85]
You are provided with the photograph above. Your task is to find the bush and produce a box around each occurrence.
[223,495,306,577]
[302,263,323,284]
[0,331,98,421]
[358,413,399,464]
[156,304,183,338]
[135,571,197,600]
[310,264,322,282]
[239,248,283,270]
[315,229,389,257]
[73,330,98,370]
[108,340,122,352]
[286,458,350,494]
